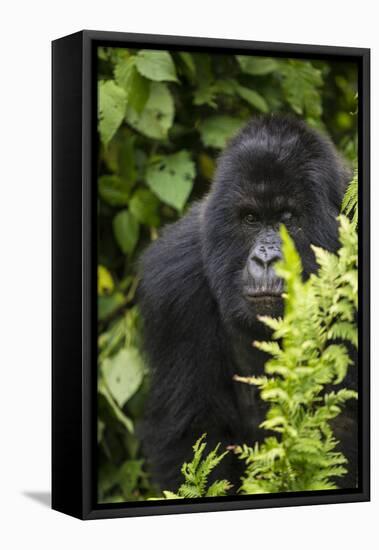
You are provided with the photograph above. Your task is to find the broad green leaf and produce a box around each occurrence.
[125,82,174,140]
[127,68,150,113]
[101,347,144,407]
[98,378,134,433]
[236,56,278,75]
[129,188,161,227]
[98,292,125,321]
[98,317,125,359]
[98,80,127,146]
[98,175,131,206]
[146,150,196,211]
[236,85,269,112]
[115,57,150,113]
[135,50,178,82]
[279,60,323,118]
[98,265,114,296]
[199,116,245,149]
[114,56,135,87]
[113,209,139,255]
[178,52,196,79]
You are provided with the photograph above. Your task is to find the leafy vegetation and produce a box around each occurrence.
[97,46,358,502]
[233,215,358,493]
[150,435,233,500]
[342,169,358,228]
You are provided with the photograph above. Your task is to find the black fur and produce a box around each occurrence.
[138,114,357,491]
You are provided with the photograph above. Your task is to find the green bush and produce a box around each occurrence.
[97,47,358,502]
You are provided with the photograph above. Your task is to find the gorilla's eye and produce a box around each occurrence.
[280,211,293,222]
[244,213,255,225]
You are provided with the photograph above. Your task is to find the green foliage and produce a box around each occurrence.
[233,216,358,493]
[134,50,178,83]
[98,265,114,295]
[98,80,127,146]
[99,175,130,206]
[236,56,279,76]
[129,188,161,227]
[97,307,154,502]
[279,60,323,120]
[113,209,139,255]
[102,348,144,408]
[115,56,150,113]
[97,46,358,501]
[199,115,245,149]
[145,150,196,211]
[342,168,358,228]
[125,82,174,140]
[99,458,149,502]
[151,435,232,500]
[235,84,269,112]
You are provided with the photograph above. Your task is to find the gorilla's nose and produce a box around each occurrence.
[248,243,282,273]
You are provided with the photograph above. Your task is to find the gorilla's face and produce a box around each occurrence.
[239,217,287,321]
[201,116,348,329]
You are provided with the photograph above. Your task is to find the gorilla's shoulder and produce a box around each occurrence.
[140,201,204,272]
[138,201,209,311]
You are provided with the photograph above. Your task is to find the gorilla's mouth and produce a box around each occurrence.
[243,282,283,301]
[244,293,282,302]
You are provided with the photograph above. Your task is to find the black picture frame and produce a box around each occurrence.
[52,30,370,520]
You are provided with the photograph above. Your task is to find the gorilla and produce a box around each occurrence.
[138,114,357,492]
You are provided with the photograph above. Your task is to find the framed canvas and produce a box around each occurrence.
[52,30,370,520]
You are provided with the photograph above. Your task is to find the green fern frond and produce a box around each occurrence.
[206,479,233,497]
[156,434,232,499]
[341,169,358,228]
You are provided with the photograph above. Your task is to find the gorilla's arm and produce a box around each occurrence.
[138,204,240,490]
